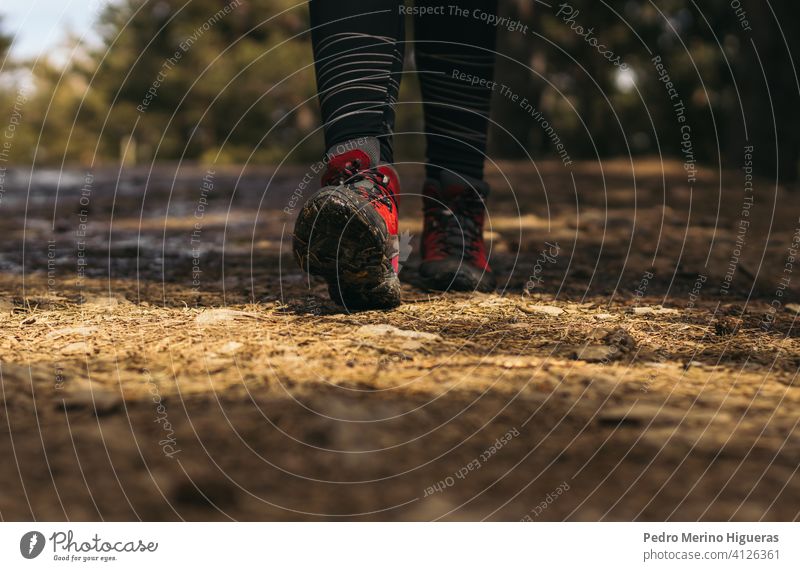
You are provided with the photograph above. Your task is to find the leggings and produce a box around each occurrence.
[309,0,498,180]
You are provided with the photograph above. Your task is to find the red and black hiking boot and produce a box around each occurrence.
[420,171,495,292]
[293,142,401,310]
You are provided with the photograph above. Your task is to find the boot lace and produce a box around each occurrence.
[334,160,395,211]
[426,191,484,257]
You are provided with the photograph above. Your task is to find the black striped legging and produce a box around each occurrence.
[310,0,498,180]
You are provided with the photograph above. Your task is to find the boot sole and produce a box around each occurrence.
[293,187,401,310]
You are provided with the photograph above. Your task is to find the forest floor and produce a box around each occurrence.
[1,159,799,521]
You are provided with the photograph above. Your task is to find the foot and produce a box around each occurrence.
[420,171,496,292]
[293,143,401,310]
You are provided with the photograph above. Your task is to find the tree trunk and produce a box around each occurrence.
[489,0,542,159]
[738,0,799,183]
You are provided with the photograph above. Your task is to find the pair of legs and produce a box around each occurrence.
[310,0,498,180]
[294,1,499,310]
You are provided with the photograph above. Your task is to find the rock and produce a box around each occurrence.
[82,294,129,307]
[631,306,679,316]
[574,345,617,363]
[357,324,440,340]
[520,304,564,317]
[593,313,616,321]
[357,324,441,351]
[218,341,244,354]
[357,324,441,341]
[195,309,261,324]
[59,386,122,416]
[477,296,514,308]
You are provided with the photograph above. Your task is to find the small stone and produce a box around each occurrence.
[195,309,260,324]
[357,324,441,351]
[357,324,441,341]
[218,341,243,354]
[574,345,617,363]
[82,294,127,307]
[631,306,679,316]
[59,386,122,416]
[520,304,564,317]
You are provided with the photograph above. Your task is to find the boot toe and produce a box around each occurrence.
[419,259,495,293]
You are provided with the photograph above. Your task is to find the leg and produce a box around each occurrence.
[414,1,499,292]
[414,0,498,180]
[293,1,405,310]
[310,0,405,164]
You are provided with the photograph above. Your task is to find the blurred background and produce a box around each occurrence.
[0,0,797,181]
[2,1,800,523]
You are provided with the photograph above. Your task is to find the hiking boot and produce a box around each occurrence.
[293,141,401,310]
[419,171,495,292]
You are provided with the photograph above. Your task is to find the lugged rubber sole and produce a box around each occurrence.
[293,186,401,310]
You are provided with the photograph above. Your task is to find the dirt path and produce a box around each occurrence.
[1,160,799,521]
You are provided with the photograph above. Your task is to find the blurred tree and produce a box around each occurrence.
[12,52,101,165]
[489,0,542,159]
[84,0,320,165]
[0,16,11,62]
[482,0,797,183]
[738,0,799,182]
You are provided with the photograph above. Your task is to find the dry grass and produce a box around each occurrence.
[1,160,799,520]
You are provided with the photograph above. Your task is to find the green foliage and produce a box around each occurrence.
[0,0,322,167]
[85,0,321,165]
[0,0,795,180]
[0,16,11,61]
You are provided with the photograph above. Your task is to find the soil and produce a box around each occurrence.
[1,159,799,521]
